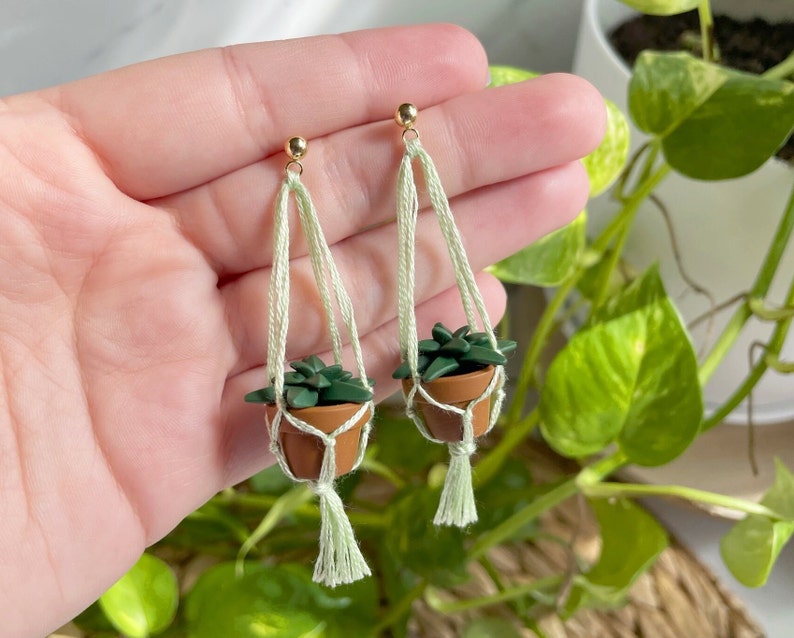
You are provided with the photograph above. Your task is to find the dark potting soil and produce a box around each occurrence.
[610,11,794,162]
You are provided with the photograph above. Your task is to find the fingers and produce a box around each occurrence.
[218,272,507,487]
[222,160,588,376]
[43,24,488,200]
[156,73,606,275]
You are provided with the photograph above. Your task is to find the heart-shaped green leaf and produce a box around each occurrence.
[721,459,794,587]
[99,553,178,638]
[564,498,667,615]
[582,99,630,197]
[185,562,377,638]
[630,51,794,179]
[490,212,587,287]
[618,0,701,15]
[540,266,702,465]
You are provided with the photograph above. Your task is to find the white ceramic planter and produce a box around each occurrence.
[574,0,794,423]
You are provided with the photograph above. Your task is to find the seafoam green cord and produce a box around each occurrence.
[267,155,372,587]
[395,119,506,528]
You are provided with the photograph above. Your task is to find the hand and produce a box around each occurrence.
[0,24,604,635]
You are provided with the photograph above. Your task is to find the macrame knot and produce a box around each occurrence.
[449,440,477,458]
[312,481,335,498]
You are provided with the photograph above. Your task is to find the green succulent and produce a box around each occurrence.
[392,323,517,383]
[245,355,374,409]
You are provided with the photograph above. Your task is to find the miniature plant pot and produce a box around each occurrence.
[574,0,794,423]
[403,365,495,442]
[266,403,371,480]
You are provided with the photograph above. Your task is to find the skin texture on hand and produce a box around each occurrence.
[0,23,605,636]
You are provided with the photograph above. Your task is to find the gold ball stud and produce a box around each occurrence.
[394,103,418,129]
[285,136,308,161]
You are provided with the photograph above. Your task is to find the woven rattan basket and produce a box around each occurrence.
[51,440,765,638]
[408,441,764,638]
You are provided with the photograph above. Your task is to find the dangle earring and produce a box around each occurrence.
[245,137,374,587]
[391,104,517,528]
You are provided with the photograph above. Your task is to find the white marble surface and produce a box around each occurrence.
[0,0,582,96]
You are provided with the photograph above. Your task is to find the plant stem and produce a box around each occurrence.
[763,51,794,81]
[702,274,794,430]
[697,1,718,63]
[591,162,671,312]
[582,481,791,521]
[470,452,626,560]
[426,576,562,614]
[699,180,794,386]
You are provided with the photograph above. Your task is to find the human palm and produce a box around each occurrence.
[0,24,603,636]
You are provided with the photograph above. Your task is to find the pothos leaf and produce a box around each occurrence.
[99,553,178,638]
[540,266,702,465]
[490,212,587,287]
[630,51,794,179]
[721,459,794,587]
[185,562,377,638]
[564,498,668,616]
[617,0,701,15]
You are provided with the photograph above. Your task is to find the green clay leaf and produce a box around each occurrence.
[489,211,587,287]
[721,459,794,587]
[283,371,306,385]
[432,322,453,344]
[303,373,331,389]
[564,499,668,616]
[286,386,318,409]
[244,386,276,403]
[422,355,460,382]
[392,361,412,379]
[465,332,490,346]
[99,553,178,638]
[582,99,630,197]
[439,337,471,356]
[617,0,701,15]
[318,364,343,380]
[497,339,518,355]
[460,346,507,367]
[322,380,373,404]
[301,355,327,374]
[452,325,471,338]
[418,339,441,354]
[540,266,702,465]
[289,360,316,377]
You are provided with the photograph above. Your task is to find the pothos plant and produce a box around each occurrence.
[66,3,794,636]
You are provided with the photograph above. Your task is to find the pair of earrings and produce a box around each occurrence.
[245,104,515,587]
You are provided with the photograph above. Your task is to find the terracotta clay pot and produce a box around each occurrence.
[403,365,495,443]
[266,403,370,480]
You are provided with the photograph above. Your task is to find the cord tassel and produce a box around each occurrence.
[312,441,371,586]
[434,438,478,527]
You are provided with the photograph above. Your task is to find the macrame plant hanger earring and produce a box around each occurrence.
[245,136,374,587]
[392,104,516,528]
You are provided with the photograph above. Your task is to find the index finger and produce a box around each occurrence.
[41,24,488,200]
